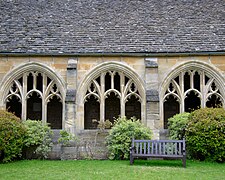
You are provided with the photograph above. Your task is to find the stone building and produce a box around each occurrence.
[0,0,225,139]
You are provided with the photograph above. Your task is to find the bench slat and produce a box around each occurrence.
[179,142,181,155]
[144,142,146,154]
[151,141,154,154]
[148,142,150,154]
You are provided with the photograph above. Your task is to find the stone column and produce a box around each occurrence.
[145,58,160,139]
[65,59,77,134]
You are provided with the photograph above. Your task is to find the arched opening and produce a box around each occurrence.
[84,95,100,129]
[1,63,65,128]
[114,72,120,91]
[105,93,120,124]
[163,95,180,129]
[79,62,145,130]
[162,61,225,129]
[185,91,201,112]
[105,72,111,91]
[6,95,22,118]
[206,94,222,108]
[27,92,42,120]
[47,96,62,129]
[125,95,141,120]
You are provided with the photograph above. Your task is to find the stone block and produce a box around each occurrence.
[146,89,159,102]
[217,65,225,71]
[145,58,158,68]
[54,64,67,69]
[148,102,159,114]
[211,56,225,64]
[65,89,76,102]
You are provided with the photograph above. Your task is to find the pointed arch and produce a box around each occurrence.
[76,61,146,129]
[160,60,225,129]
[0,62,66,129]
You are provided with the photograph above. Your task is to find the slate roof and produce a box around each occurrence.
[0,0,225,54]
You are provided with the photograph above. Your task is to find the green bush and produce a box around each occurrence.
[58,130,77,146]
[106,117,152,160]
[0,110,26,163]
[186,108,225,162]
[23,120,53,159]
[168,112,190,140]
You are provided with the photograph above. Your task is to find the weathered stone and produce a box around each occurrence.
[145,58,158,68]
[65,89,76,102]
[146,89,159,102]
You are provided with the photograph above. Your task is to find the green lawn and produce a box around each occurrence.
[0,160,224,180]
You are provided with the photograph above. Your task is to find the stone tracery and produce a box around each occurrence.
[163,65,225,129]
[84,70,142,129]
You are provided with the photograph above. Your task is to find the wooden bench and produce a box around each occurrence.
[130,138,186,167]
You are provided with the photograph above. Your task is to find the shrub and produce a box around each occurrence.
[106,117,152,160]
[0,110,21,121]
[168,112,190,140]
[186,108,225,162]
[23,120,53,159]
[0,110,26,163]
[58,130,77,146]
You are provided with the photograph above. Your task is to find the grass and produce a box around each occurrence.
[0,159,224,180]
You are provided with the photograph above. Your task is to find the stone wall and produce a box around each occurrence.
[49,130,109,160]
[0,55,224,141]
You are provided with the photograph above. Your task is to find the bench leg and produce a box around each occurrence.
[130,155,134,165]
[182,157,186,168]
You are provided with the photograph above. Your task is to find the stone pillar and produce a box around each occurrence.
[145,58,160,139]
[65,59,77,134]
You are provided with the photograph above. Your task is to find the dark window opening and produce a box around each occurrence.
[125,76,129,86]
[205,75,210,85]
[114,72,120,91]
[185,91,200,112]
[47,96,62,129]
[18,77,23,85]
[27,92,42,120]
[206,94,222,108]
[169,83,174,91]
[96,76,100,86]
[84,96,100,129]
[184,72,190,92]
[37,73,43,92]
[105,72,111,91]
[194,72,200,91]
[125,95,141,120]
[174,76,179,85]
[6,96,22,118]
[164,95,179,129]
[27,73,33,92]
[211,82,217,91]
[47,77,51,86]
[105,93,120,124]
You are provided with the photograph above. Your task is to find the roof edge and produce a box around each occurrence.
[0,51,225,57]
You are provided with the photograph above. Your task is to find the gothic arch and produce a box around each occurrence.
[160,60,225,129]
[76,61,146,129]
[0,62,66,129]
